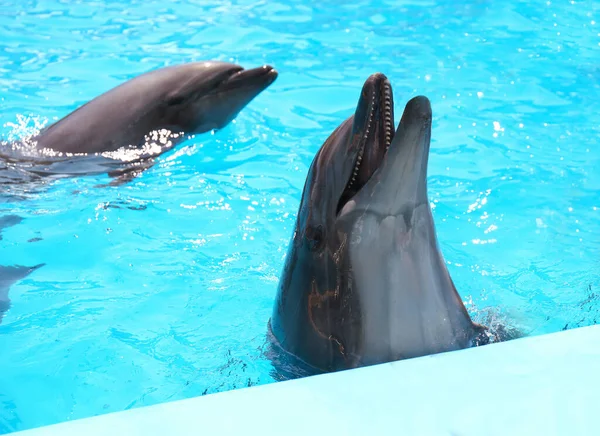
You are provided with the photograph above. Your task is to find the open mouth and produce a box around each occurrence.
[336,73,395,214]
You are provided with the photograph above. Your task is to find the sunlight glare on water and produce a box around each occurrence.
[1,0,600,433]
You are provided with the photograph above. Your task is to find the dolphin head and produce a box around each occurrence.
[27,61,278,156]
[270,74,488,373]
[159,61,278,134]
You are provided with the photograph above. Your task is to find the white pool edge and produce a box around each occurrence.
[10,325,600,436]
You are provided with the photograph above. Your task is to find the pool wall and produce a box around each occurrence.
[11,325,600,436]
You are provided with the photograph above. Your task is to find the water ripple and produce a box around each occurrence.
[0,0,599,432]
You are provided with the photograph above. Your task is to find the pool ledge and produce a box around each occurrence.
[12,325,600,435]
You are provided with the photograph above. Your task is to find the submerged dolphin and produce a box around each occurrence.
[0,264,45,324]
[269,73,494,374]
[0,216,44,323]
[0,61,278,187]
[0,214,22,239]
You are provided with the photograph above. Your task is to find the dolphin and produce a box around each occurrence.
[0,264,44,324]
[268,73,494,374]
[0,61,278,188]
[0,214,22,239]
[0,215,44,324]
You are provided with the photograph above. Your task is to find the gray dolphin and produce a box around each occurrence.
[1,61,278,187]
[0,215,44,324]
[269,73,493,374]
[0,214,22,239]
[0,264,44,324]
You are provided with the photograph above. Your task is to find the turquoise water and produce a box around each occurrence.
[1,0,599,433]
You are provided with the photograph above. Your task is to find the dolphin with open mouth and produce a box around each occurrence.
[269,73,495,373]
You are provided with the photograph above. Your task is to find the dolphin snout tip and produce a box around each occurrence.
[263,65,278,83]
[362,72,390,91]
[368,72,389,82]
[405,96,432,123]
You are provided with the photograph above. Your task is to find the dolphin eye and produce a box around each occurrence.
[306,225,324,251]
[166,95,186,106]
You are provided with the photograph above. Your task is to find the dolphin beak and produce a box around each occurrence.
[376,95,432,207]
[221,65,278,90]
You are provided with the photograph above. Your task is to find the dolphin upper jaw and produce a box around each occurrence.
[216,65,278,93]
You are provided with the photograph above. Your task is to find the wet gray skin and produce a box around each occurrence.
[31,61,278,155]
[269,73,490,373]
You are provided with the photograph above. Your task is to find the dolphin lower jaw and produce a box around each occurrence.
[346,204,477,362]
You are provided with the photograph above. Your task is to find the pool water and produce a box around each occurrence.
[1,0,599,433]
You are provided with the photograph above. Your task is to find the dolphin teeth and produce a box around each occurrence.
[340,79,395,213]
[383,83,393,150]
[349,93,375,191]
